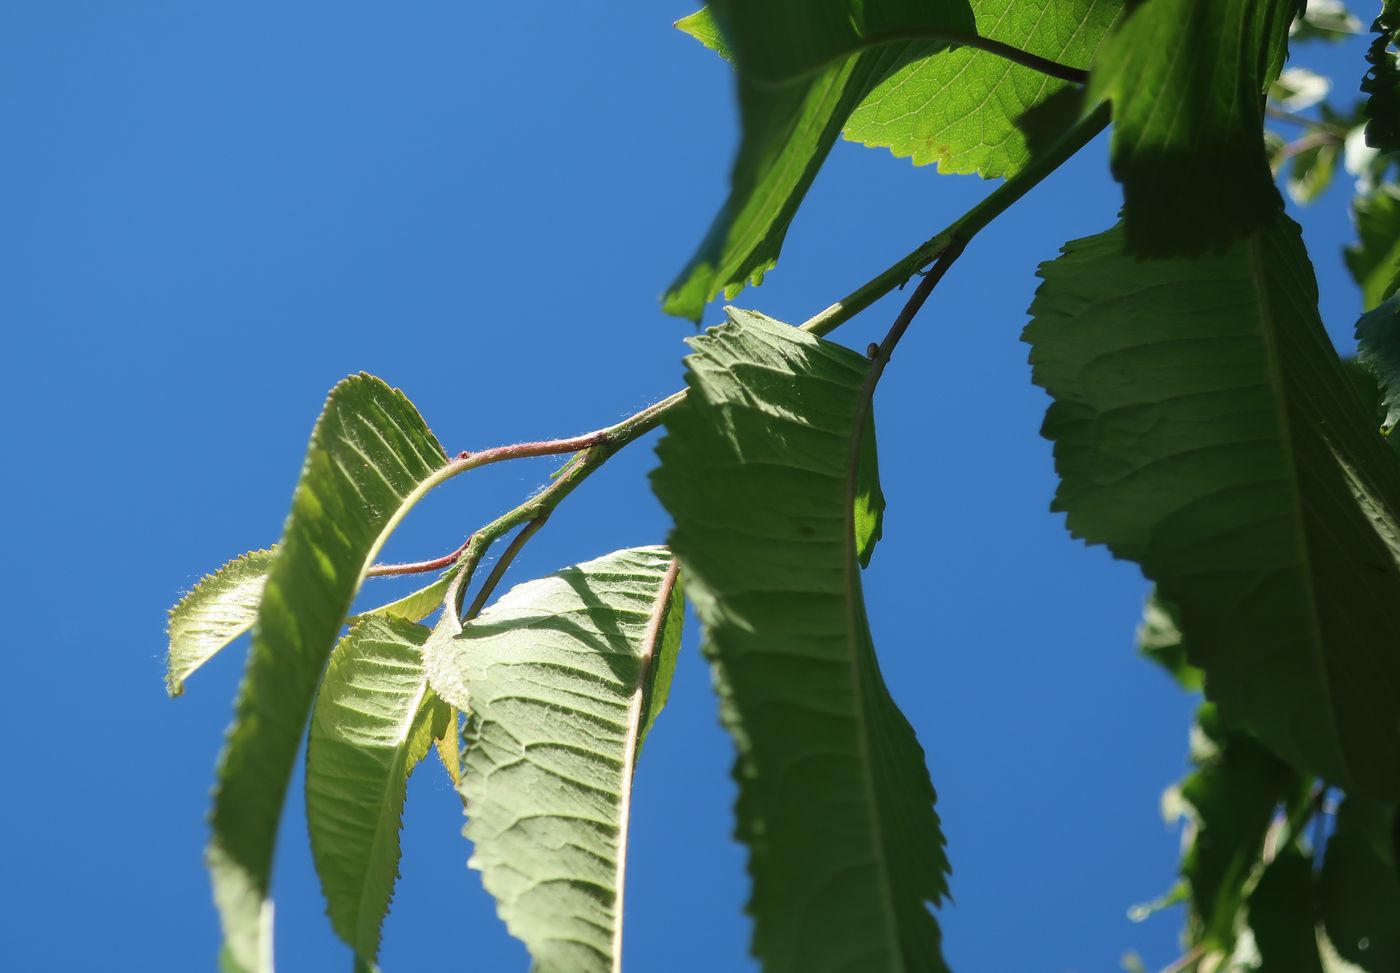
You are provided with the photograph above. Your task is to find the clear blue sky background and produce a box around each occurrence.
[0,5,1376,971]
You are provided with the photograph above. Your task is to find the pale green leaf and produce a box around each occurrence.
[425,546,683,973]
[664,0,976,319]
[1025,214,1400,799]
[209,373,450,973]
[167,548,274,697]
[1318,798,1400,970]
[1136,592,1202,692]
[1346,185,1400,311]
[652,308,951,973]
[1356,293,1400,433]
[305,613,450,971]
[844,0,1121,177]
[854,407,886,569]
[1291,0,1363,41]
[1287,140,1341,205]
[1088,0,1296,255]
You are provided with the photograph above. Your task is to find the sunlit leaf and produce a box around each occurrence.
[1026,214,1400,798]
[208,374,449,973]
[1088,0,1296,255]
[652,308,951,973]
[425,546,683,973]
[854,407,886,568]
[1347,185,1400,311]
[305,614,450,971]
[167,549,274,696]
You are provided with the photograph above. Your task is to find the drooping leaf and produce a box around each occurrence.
[1025,215,1400,799]
[1088,0,1298,255]
[167,549,274,697]
[844,0,1121,177]
[1347,185,1400,311]
[425,546,683,973]
[1363,0,1400,153]
[305,614,450,971]
[1176,704,1298,949]
[1291,0,1363,41]
[665,0,976,319]
[208,374,450,973]
[1246,848,1325,973]
[1356,293,1400,432]
[652,308,951,973]
[1318,798,1400,970]
[854,406,886,568]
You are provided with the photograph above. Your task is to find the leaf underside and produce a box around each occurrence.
[665,0,976,320]
[167,548,275,696]
[652,308,951,973]
[208,374,449,973]
[1088,0,1297,255]
[1026,214,1400,799]
[1347,185,1400,312]
[425,546,683,973]
[305,614,449,972]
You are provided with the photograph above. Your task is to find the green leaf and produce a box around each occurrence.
[1025,214,1400,799]
[1291,0,1363,41]
[1356,293,1400,433]
[854,406,886,568]
[1287,140,1341,204]
[652,308,951,973]
[1363,0,1400,153]
[1347,185,1400,311]
[843,0,1121,177]
[305,614,450,971]
[1136,592,1202,692]
[1318,798,1400,970]
[1246,848,1325,973]
[1088,0,1296,255]
[664,0,976,319]
[1177,704,1298,949]
[208,373,450,973]
[424,546,683,973]
[167,549,274,697]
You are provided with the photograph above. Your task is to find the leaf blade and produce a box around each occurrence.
[652,308,950,973]
[167,548,275,696]
[425,546,682,973]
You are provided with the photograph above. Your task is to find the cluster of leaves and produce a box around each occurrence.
[168,1,1400,971]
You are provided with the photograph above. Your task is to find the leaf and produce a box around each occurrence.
[1087,0,1297,255]
[1356,293,1400,433]
[208,373,450,973]
[305,614,450,971]
[1291,0,1364,40]
[843,0,1121,177]
[652,308,951,973]
[664,0,976,319]
[424,546,683,973]
[1246,848,1325,973]
[1136,592,1202,692]
[1287,139,1341,204]
[167,549,274,697]
[1318,798,1400,970]
[1177,704,1298,949]
[854,406,886,568]
[1025,214,1400,799]
[1363,0,1400,153]
[1271,65,1333,110]
[1346,185,1400,311]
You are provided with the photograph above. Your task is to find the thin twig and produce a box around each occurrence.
[1155,945,1206,973]
[463,516,551,620]
[1266,105,1350,137]
[365,536,473,577]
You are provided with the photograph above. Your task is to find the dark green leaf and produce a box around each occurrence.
[1088,0,1297,255]
[844,0,1121,177]
[1178,704,1297,948]
[167,549,274,697]
[1347,185,1400,311]
[665,0,975,319]
[1136,592,1202,692]
[305,614,450,971]
[1319,798,1400,970]
[1363,0,1400,153]
[652,308,951,973]
[1356,293,1400,433]
[1247,848,1324,973]
[425,547,683,973]
[1025,215,1400,798]
[208,374,449,973]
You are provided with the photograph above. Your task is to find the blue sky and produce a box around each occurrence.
[0,4,1376,971]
